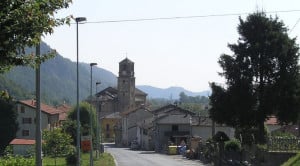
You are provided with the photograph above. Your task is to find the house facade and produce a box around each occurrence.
[121,106,153,146]
[16,100,62,139]
[151,104,196,152]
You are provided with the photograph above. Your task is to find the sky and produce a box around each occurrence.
[43,0,300,92]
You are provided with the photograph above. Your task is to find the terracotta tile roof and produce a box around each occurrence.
[10,139,35,145]
[56,104,72,121]
[57,104,71,113]
[265,116,278,125]
[19,100,61,115]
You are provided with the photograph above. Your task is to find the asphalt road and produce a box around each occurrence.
[104,144,210,166]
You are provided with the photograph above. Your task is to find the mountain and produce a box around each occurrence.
[0,42,210,105]
[0,42,117,105]
[137,85,211,99]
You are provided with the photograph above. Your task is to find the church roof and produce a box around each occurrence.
[135,88,147,96]
[96,87,118,99]
[119,58,134,64]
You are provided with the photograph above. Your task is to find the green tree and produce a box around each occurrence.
[0,91,18,155]
[43,128,74,165]
[0,0,72,72]
[63,102,96,144]
[209,12,300,144]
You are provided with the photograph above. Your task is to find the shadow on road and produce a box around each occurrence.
[139,151,156,154]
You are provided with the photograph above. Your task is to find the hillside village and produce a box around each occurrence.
[2,1,300,165]
[8,57,300,166]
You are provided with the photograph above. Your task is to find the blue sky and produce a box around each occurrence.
[43,0,300,92]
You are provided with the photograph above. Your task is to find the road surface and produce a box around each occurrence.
[105,144,210,166]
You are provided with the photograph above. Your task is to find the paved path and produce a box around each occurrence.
[105,144,210,166]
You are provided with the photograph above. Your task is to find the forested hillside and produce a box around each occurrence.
[0,42,117,105]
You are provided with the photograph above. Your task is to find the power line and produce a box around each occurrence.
[290,17,300,33]
[78,9,300,24]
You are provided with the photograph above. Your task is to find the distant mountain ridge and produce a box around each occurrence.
[137,85,210,99]
[0,42,210,105]
[0,42,117,105]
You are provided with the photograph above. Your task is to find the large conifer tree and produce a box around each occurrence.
[209,12,300,143]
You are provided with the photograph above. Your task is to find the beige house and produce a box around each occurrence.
[16,100,64,139]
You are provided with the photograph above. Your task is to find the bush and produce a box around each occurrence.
[0,156,34,166]
[271,131,297,138]
[225,139,241,152]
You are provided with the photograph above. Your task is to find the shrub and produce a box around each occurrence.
[225,139,241,152]
[0,156,34,166]
[271,131,297,138]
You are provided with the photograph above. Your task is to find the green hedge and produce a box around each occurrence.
[0,156,34,166]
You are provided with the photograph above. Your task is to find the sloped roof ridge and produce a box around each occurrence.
[19,100,61,115]
[120,57,134,64]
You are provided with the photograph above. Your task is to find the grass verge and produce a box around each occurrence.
[43,152,115,166]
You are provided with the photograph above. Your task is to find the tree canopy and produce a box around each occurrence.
[63,102,96,144]
[209,12,300,143]
[0,91,18,155]
[43,128,74,158]
[0,0,72,72]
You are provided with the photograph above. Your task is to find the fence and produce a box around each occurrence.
[267,137,300,152]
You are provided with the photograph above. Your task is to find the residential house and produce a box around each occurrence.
[100,112,121,142]
[136,117,155,150]
[191,116,235,141]
[16,100,62,139]
[151,104,196,152]
[265,116,281,132]
[121,106,152,146]
[56,103,72,125]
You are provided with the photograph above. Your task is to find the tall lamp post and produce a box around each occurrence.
[35,42,42,166]
[95,81,101,158]
[90,63,97,166]
[75,17,86,166]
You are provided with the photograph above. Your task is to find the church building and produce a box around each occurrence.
[95,58,147,144]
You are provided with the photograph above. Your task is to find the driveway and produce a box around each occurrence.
[104,143,210,166]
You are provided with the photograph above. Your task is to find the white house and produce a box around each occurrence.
[16,100,62,139]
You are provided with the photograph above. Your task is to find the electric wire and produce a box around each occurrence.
[74,9,300,24]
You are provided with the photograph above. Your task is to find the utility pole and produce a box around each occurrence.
[35,42,42,166]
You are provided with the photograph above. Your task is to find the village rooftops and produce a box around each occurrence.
[152,104,196,116]
[18,100,62,115]
[10,139,36,145]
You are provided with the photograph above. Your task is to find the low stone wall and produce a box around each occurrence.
[260,152,297,166]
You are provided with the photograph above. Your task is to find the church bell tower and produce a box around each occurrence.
[117,58,135,112]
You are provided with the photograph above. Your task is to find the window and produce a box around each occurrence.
[22,118,32,124]
[106,124,110,131]
[21,106,25,113]
[172,125,178,132]
[22,130,29,136]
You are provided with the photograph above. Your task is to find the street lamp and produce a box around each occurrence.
[95,81,101,158]
[75,16,86,166]
[90,62,97,166]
